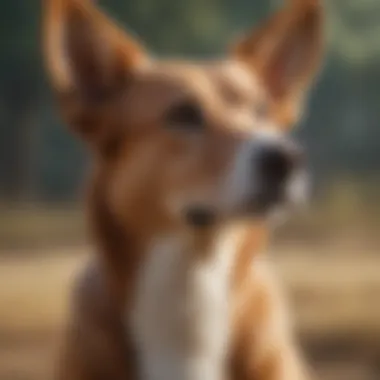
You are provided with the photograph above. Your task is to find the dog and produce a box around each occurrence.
[43,0,324,379]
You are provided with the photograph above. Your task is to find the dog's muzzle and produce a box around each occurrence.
[184,137,308,228]
[246,137,308,216]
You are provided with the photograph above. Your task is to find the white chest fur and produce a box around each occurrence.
[129,230,242,380]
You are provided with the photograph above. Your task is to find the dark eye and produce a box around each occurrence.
[165,100,204,131]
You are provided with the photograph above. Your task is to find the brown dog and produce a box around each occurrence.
[43,0,324,379]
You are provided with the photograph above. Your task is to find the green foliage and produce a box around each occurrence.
[326,0,380,68]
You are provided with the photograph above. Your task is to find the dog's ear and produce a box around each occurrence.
[43,0,147,144]
[233,0,324,127]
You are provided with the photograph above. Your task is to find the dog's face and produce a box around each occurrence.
[106,61,308,228]
[44,0,323,230]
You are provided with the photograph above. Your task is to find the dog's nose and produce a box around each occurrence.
[256,140,304,185]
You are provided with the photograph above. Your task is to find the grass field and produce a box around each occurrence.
[0,244,380,380]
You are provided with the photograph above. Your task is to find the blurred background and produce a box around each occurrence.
[0,0,379,379]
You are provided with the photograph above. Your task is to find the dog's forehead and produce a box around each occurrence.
[208,61,261,100]
[139,60,260,103]
[124,60,264,128]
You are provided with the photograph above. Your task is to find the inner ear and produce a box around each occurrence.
[232,0,324,127]
[44,0,147,94]
[43,0,147,143]
[62,4,145,102]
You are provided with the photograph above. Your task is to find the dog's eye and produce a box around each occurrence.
[165,101,204,131]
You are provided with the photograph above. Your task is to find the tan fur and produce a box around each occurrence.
[42,1,324,379]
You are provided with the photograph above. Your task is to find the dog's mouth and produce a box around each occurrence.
[184,207,218,228]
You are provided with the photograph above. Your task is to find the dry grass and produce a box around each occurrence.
[0,245,380,380]
[0,206,86,250]
[1,248,380,335]
[0,248,86,335]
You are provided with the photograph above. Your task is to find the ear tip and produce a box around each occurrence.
[290,0,323,26]
[290,0,322,12]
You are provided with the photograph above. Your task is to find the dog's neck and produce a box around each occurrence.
[129,226,241,380]
[88,178,269,380]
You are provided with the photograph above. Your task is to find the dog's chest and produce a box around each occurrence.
[129,233,239,380]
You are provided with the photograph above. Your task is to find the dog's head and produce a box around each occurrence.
[44,0,324,230]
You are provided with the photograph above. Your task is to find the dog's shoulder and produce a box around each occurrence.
[57,260,136,380]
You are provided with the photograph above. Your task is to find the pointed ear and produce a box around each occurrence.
[233,0,324,127]
[43,0,147,141]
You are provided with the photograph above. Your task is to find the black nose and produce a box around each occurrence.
[256,140,304,185]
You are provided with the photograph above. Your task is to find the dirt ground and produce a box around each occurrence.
[0,245,379,380]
